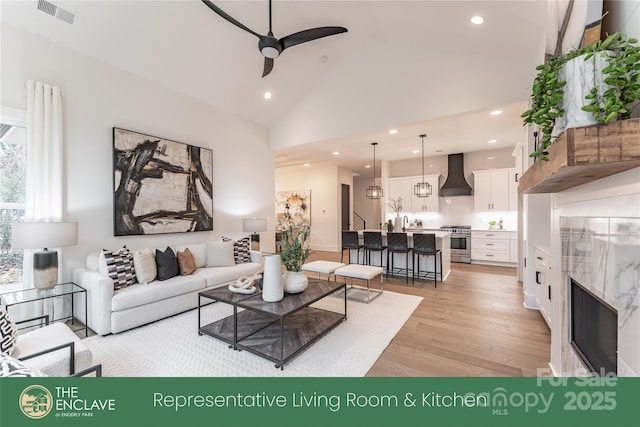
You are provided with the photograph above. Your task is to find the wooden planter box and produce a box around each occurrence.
[519,118,640,194]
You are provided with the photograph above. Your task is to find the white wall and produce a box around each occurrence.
[275,165,352,252]
[1,24,275,281]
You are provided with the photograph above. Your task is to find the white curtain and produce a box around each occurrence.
[22,80,64,289]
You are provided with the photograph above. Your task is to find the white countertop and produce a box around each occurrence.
[472,229,514,232]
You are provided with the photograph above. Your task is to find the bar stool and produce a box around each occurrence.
[412,233,441,287]
[386,232,412,283]
[363,231,387,268]
[341,231,363,264]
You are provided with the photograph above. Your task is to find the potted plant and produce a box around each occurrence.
[415,219,423,228]
[280,223,311,293]
[522,32,640,160]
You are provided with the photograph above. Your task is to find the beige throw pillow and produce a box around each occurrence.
[206,241,235,267]
[133,248,157,284]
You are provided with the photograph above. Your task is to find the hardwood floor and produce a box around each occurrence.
[305,250,550,377]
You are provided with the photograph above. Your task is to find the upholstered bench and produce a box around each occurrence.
[301,261,346,280]
[334,264,384,303]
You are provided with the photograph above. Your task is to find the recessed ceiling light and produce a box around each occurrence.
[365,165,371,168]
[487,156,495,160]
[488,139,497,144]
[303,163,310,167]
[490,109,502,116]
[389,129,398,134]
[263,92,272,100]
[412,149,419,154]
[332,151,339,156]
[471,16,484,25]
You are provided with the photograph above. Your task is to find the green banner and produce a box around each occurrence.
[1,377,639,426]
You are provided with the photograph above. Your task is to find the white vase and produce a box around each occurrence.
[554,53,609,136]
[394,215,402,232]
[262,254,284,302]
[283,270,308,294]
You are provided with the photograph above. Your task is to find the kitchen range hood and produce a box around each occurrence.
[439,153,472,196]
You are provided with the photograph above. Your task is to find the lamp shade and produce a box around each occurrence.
[242,218,267,233]
[12,222,78,249]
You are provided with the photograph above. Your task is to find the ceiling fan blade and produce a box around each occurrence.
[280,26,348,50]
[262,57,274,77]
[201,0,262,39]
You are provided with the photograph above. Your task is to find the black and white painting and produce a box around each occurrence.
[113,128,213,236]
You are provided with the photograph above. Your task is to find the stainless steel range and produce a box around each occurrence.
[440,225,471,263]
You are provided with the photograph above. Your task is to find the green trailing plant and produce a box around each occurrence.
[580,33,640,123]
[522,32,640,160]
[279,224,311,272]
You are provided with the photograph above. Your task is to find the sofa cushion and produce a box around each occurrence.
[174,243,207,269]
[12,322,92,376]
[177,248,196,276]
[194,262,262,288]
[206,241,235,267]
[101,246,136,289]
[156,247,179,281]
[222,235,252,263]
[111,275,206,311]
[133,248,157,284]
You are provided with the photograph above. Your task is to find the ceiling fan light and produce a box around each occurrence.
[261,46,280,58]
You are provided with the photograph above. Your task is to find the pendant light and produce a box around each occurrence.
[366,142,383,199]
[414,134,432,197]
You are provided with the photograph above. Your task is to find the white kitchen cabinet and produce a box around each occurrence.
[509,232,518,263]
[411,174,440,212]
[535,246,552,328]
[473,169,510,212]
[389,175,440,213]
[471,231,515,265]
[388,177,412,214]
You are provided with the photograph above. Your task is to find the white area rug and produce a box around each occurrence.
[83,290,422,377]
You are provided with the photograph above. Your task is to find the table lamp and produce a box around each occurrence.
[11,221,78,290]
[242,218,267,251]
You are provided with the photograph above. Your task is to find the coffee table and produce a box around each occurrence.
[198,278,346,369]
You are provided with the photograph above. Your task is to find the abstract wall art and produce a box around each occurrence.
[275,190,311,229]
[113,128,213,236]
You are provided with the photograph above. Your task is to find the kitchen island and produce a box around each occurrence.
[354,230,451,282]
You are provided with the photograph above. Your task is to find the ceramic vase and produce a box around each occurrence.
[394,215,402,232]
[283,270,308,294]
[554,53,609,136]
[262,254,284,302]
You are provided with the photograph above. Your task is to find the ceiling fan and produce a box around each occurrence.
[202,0,348,77]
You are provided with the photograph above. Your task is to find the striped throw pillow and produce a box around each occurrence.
[101,246,136,289]
[222,236,251,264]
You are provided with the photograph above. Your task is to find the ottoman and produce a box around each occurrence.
[334,264,384,303]
[301,261,346,280]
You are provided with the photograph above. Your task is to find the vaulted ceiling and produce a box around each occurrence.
[1,0,548,174]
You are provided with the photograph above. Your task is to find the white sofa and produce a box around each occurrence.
[72,242,262,335]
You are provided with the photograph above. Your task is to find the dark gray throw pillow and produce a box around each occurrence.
[155,247,179,281]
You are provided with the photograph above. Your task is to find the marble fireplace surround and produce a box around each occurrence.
[560,217,640,376]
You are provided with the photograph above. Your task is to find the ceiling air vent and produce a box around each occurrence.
[36,0,76,25]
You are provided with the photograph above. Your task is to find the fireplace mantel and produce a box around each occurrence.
[519,119,640,194]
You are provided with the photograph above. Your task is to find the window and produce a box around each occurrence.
[0,114,26,286]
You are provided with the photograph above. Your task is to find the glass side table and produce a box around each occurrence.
[0,282,88,335]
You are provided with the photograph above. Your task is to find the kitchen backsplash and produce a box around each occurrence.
[386,196,518,230]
